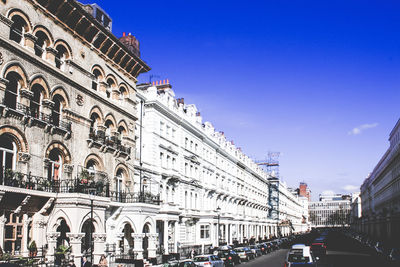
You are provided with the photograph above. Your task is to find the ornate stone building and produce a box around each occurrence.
[357,119,400,245]
[0,0,154,266]
[0,0,309,265]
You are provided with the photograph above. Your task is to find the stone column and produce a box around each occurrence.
[0,77,8,101]
[132,233,145,260]
[93,233,107,263]
[163,220,169,254]
[147,233,158,259]
[22,214,31,257]
[67,233,85,267]
[0,215,6,248]
[115,233,124,255]
[18,152,31,175]
[41,99,55,116]
[174,221,179,253]
[19,88,32,109]
[99,81,108,94]
[31,218,47,255]
[24,33,37,52]
[46,47,57,66]
[63,164,74,180]
[46,232,61,264]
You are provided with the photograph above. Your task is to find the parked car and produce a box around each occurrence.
[257,243,268,254]
[193,255,224,267]
[249,245,262,257]
[388,248,400,264]
[234,247,255,261]
[311,242,326,257]
[179,260,197,267]
[284,245,318,267]
[217,250,241,266]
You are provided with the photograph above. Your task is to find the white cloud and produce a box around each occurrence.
[343,185,359,192]
[348,123,378,135]
[321,190,335,196]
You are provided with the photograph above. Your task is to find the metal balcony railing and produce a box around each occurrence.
[0,169,160,205]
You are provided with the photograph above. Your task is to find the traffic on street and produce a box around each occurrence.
[161,228,396,267]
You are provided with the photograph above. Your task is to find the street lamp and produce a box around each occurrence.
[216,206,221,247]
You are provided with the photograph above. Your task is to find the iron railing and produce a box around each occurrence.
[0,170,160,205]
[2,98,71,131]
[89,131,131,154]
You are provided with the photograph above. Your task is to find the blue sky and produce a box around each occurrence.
[81,0,400,200]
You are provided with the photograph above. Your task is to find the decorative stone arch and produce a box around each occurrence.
[29,74,50,99]
[32,25,54,45]
[79,210,105,233]
[53,39,73,59]
[117,218,138,234]
[89,106,104,124]
[7,8,32,32]
[114,163,129,177]
[84,153,105,172]
[142,216,155,232]
[117,120,129,136]
[0,125,28,153]
[118,83,129,97]
[105,74,117,88]
[104,113,117,130]
[49,210,73,232]
[45,141,71,164]
[2,61,28,88]
[91,65,105,81]
[51,86,70,108]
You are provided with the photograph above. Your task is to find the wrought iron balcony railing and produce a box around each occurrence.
[0,170,160,205]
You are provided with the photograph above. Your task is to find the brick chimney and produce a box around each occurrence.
[119,32,140,57]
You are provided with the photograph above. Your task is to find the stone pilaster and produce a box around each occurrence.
[41,99,55,116]
[132,233,145,260]
[46,47,58,66]
[22,214,31,257]
[163,220,169,255]
[67,233,85,267]
[146,233,158,259]
[64,164,74,179]
[116,233,124,255]
[46,232,61,264]
[0,78,8,101]
[0,215,6,248]
[24,33,37,52]
[93,233,107,263]
[19,88,33,108]
[99,82,108,94]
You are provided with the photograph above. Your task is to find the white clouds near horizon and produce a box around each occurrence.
[348,123,378,135]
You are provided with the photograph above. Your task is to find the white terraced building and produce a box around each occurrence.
[126,82,310,257]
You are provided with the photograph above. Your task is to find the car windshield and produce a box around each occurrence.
[288,254,310,263]
[179,262,193,267]
[194,257,209,262]
[235,249,244,252]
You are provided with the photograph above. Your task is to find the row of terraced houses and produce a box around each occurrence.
[0,0,309,266]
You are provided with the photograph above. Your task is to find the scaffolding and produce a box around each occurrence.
[257,152,281,236]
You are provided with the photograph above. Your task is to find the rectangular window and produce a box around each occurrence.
[200,225,210,239]
[160,122,164,136]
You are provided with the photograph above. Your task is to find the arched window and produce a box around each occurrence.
[185,191,188,209]
[92,69,102,91]
[115,169,124,194]
[9,15,27,44]
[30,84,44,118]
[106,78,115,99]
[47,149,62,181]
[0,135,17,183]
[52,95,64,127]
[104,120,114,139]
[55,44,69,70]
[34,31,50,58]
[4,72,22,109]
[119,86,128,100]
[90,113,100,135]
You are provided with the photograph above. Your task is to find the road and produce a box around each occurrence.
[238,231,389,267]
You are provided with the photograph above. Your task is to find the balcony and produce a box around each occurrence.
[1,99,72,133]
[88,131,131,157]
[0,170,160,205]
